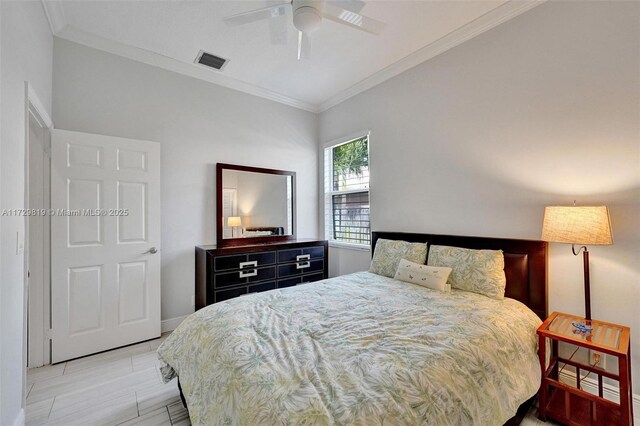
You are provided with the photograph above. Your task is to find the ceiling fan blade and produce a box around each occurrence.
[297,31,311,60]
[224,3,289,27]
[327,0,365,14]
[322,3,385,35]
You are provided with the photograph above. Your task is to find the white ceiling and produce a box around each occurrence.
[44,0,543,112]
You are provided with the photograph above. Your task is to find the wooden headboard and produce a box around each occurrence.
[371,231,548,321]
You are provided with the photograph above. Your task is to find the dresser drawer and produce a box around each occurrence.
[213,251,276,272]
[215,286,247,303]
[277,276,301,288]
[214,265,276,288]
[248,281,276,294]
[302,272,324,283]
[277,246,324,263]
[277,272,324,289]
[210,281,277,304]
[278,259,323,278]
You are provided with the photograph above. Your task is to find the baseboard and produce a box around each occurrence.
[161,315,188,333]
[559,369,640,422]
[12,408,25,426]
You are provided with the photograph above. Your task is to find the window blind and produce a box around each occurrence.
[332,192,370,244]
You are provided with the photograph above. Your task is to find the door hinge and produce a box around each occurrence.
[45,329,53,340]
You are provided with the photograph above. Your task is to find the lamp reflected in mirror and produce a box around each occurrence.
[227,216,242,238]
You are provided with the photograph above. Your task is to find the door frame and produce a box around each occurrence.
[24,82,54,369]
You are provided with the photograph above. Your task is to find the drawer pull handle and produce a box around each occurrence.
[239,261,258,269]
[296,261,310,270]
[239,269,258,278]
[296,254,310,261]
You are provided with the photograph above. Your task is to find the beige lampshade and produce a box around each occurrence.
[541,206,613,245]
[227,216,242,227]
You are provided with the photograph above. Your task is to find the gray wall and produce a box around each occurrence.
[1,1,53,424]
[52,39,318,321]
[319,1,640,391]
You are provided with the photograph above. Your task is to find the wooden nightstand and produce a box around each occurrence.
[537,312,634,425]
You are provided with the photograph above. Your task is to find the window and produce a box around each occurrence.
[324,135,370,246]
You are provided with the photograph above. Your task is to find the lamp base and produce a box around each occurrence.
[572,244,592,322]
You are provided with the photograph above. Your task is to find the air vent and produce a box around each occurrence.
[195,50,228,71]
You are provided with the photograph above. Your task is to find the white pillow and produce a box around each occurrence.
[394,259,452,292]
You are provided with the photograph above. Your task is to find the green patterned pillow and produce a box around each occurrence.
[427,245,506,300]
[369,239,428,278]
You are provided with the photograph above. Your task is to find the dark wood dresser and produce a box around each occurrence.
[195,239,328,309]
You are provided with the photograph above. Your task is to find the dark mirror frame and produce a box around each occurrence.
[216,163,296,248]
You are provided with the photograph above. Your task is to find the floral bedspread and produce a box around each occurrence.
[158,272,541,425]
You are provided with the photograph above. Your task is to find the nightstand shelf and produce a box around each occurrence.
[537,312,633,426]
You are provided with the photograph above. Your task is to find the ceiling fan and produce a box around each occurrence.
[224,0,386,60]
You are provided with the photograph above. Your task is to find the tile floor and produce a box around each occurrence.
[27,332,551,425]
[26,333,188,426]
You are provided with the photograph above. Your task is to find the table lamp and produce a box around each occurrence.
[227,216,242,237]
[541,205,613,326]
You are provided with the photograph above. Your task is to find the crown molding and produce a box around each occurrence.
[54,25,320,113]
[317,0,547,112]
[41,0,67,35]
[46,0,545,114]
[27,83,54,129]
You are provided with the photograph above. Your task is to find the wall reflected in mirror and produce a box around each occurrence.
[221,169,293,239]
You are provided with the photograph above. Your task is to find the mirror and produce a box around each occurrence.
[216,163,295,247]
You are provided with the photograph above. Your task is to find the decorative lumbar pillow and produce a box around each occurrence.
[369,239,428,278]
[394,259,452,292]
[427,245,506,300]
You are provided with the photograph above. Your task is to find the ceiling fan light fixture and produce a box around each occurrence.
[223,0,386,60]
[293,6,322,33]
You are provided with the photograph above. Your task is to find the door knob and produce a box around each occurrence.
[144,247,158,254]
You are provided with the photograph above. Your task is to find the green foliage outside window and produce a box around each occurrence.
[332,137,368,191]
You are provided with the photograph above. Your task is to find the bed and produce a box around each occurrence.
[158,232,548,425]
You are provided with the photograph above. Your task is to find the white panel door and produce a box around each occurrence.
[51,129,161,362]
